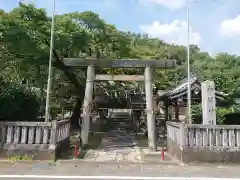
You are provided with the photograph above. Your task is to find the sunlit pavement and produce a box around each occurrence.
[0,161,240,179]
[84,130,142,162]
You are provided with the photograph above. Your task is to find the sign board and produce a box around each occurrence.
[201,80,216,125]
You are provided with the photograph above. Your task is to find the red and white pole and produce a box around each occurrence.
[160,149,164,160]
[73,144,78,158]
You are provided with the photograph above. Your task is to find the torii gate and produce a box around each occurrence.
[63,58,176,152]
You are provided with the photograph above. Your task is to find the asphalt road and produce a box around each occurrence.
[0,161,240,179]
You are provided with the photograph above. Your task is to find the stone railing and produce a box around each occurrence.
[0,119,70,160]
[0,121,52,146]
[166,121,240,163]
[185,124,240,149]
[166,121,183,160]
[166,121,181,144]
[56,120,71,143]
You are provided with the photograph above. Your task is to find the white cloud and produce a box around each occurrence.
[18,0,35,3]
[220,15,240,38]
[139,0,187,9]
[139,20,201,46]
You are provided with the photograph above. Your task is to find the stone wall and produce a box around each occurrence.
[0,144,55,160]
[182,147,240,163]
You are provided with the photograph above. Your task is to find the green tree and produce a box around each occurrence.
[0,3,239,124]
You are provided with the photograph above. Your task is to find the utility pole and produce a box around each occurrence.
[187,0,192,124]
[45,0,56,122]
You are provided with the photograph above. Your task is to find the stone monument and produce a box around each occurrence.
[201,80,216,125]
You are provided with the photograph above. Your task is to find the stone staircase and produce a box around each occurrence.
[108,110,133,131]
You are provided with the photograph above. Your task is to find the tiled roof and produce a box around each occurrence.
[158,76,228,99]
[168,76,198,96]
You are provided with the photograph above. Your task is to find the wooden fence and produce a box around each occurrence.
[166,121,240,163]
[0,119,70,160]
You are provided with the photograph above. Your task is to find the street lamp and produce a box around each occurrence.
[44,0,56,122]
[186,0,192,124]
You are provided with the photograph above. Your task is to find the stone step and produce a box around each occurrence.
[110,120,130,123]
[110,116,130,118]
[110,122,130,124]
[110,112,130,116]
[110,119,130,121]
[110,115,130,119]
[108,111,133,131]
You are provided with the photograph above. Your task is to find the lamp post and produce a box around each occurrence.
[44,0,56,122]
[187,0,192,124]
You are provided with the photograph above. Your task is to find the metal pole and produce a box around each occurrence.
[44,0,56,122]
[187,0,192,124]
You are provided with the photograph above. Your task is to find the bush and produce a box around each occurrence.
[191,103,232,125]
[224,112,240,125]
[191,104,202,124]
[0,79,40,121]
[216,107,232,124]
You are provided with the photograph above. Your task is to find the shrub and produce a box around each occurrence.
[191,103,232,125]
[224,112,240,125]
[216,107,232,124]
[191,104,202,124]
[0,79,40,121]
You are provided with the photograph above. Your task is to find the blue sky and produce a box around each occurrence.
[1,0,240,56]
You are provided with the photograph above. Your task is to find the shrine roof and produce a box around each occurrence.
[158,76,228,100]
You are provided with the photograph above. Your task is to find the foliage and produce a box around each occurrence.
[0,78,40,121]
[8,155,33,161]
[216,107,232,125]
[0,3,239,122]
[224,112,240,125]
[191,104,232,125]
[191,104,202,124]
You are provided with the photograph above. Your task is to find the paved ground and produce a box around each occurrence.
[83,130,175,164]
[84,130,142,162]
[0,161,240,179]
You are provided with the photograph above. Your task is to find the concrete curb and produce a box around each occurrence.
[57,159,184,166]
[138,148,182,165]
[0,159,53,163]
[57,160,142,165]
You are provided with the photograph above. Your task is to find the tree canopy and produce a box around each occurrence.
[0,3,239,122]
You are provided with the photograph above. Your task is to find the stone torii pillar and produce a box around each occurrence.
[144,66,157,152]
[81,65,95,146]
